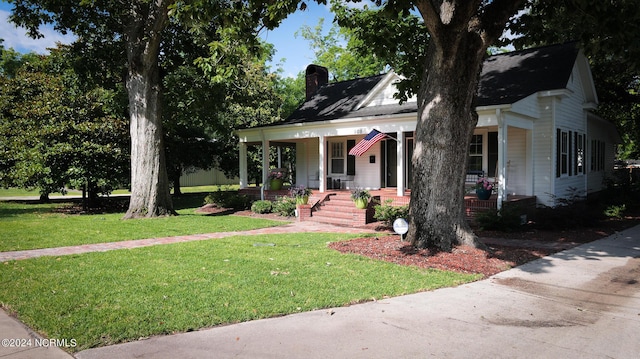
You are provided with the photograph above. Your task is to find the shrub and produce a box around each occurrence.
[374,199,409,228]
[533,201,600,230]
[272,196,297,217]
[475,207,523,232]
[204,190,251,210]
[251,200,273,214]
[604,204,626,219]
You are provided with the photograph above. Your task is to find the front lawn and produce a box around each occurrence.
[0,200,284,252]
[0,233,479,352]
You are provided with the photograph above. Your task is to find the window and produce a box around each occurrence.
[591,139,606,172]
[561,131,569,175]
[576,133,584,174]
[331,142,344,174]
[557,129,585,177]
[468,134,483,172]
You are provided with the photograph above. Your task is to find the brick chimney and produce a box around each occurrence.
[305,64,329,100]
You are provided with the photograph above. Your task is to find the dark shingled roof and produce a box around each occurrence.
[476,42,579,106]
[279,42,579,126]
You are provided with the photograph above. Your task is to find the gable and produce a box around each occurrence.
[476,42,580,107]
[283,74,386,124]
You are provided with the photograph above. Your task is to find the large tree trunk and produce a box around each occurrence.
[123,0,175,219]
[408,0,525,251]
[408,40,485,252]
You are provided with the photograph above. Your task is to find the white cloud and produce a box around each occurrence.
[0,9,75,54]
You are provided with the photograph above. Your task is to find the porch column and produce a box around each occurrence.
[396,130,404,197]
[318,135,326,192]
[239,142,248,189]
[261,136,269,199]
[497,110,508,209]
[277,146,282,168]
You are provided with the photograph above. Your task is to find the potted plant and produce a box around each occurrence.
[350,187,371,209]
[290,185,312,205]
[268,169,286,190]
[475,177,494,200]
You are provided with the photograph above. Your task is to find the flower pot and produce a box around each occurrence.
[296,195,309,205]
[270,179,283,190]
[476,188,492,200]
[354,198,368,209]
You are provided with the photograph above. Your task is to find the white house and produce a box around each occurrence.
[235,42,620,207]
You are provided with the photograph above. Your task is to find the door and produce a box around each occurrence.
[381,138,397,187]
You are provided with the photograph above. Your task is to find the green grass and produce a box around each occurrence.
[0,188,83,197]
[0,185,237,198]
[0,199,285,252]
[0,233,479,352]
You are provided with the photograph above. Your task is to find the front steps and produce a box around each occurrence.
[303,192,375,226]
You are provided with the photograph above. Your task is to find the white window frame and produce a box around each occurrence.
[330,141,344,174]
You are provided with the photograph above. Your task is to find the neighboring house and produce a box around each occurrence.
[179,168,238,187]
[235,43,620,207]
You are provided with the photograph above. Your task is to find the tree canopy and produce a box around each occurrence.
[5,0,303,217]
[504,0,640,159]
[0,47,129,203]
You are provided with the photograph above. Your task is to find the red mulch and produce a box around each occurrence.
[328,214,640,278]
[328,236,554,277]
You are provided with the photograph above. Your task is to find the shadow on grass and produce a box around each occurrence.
[0,203,58,217]
[0,192,235,217]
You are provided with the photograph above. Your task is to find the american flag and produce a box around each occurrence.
[348,129,390,157]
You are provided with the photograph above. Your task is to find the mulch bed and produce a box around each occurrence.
[328,214,640,278]
[328,236,555,277]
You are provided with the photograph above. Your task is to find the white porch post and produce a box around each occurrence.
[261,135,269,200]
[239,142,248,189]
[318,135,326,192]
[396,130,404,197]
[496,110,508,209]
[277,146,282,168]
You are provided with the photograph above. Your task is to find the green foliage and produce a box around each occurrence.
[373,199,409,228]
[350,188,371,201]
[295,18,388,82]
[251,200,273,214]
[505,0,640,158]
[474,207,524,232]
[0,48,130,201]
[203,190,251,210]
[272,196,297,217]
[604,204,626,219]
[332,3,429,102]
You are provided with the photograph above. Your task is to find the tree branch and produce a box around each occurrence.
[414,0,441,40]
[479,0,527,47]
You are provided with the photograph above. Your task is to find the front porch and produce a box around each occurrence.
[239,187,535,226]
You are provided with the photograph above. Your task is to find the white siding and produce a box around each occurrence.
[180,169,237,186]
[352,142,382,189]
[506,127,528,196]
[303,138,320,188]
[531,97,555,206]
[552,64,589,203]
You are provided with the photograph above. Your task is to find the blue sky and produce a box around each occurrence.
[0,0,336,77]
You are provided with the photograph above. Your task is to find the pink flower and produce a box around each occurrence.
[476,177,494,191]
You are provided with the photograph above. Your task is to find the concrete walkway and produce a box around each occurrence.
[1,225,639,358]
